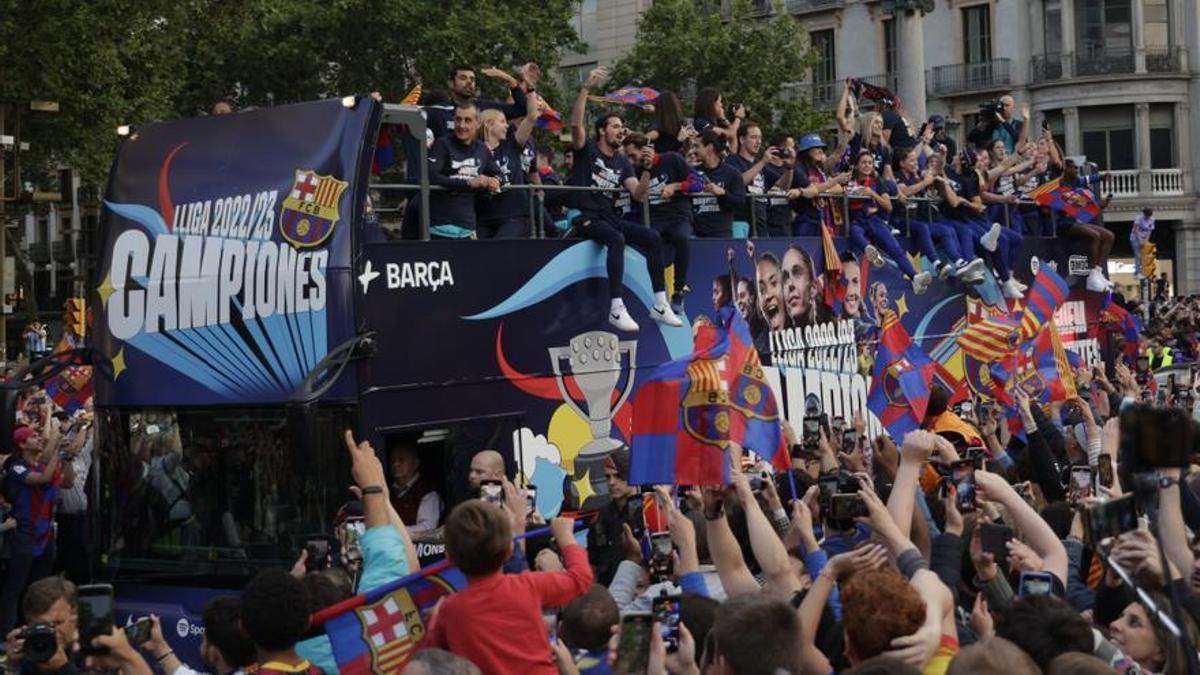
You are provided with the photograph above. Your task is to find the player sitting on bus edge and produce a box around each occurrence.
[569,66,683,333]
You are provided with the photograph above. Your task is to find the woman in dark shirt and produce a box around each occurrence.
[646,91,693,155]
[477,92,537,238]
[845,150,931,295]
[693,87,744,154]
[786,134,849,237]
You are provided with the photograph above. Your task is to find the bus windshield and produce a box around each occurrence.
[95,406,354,586]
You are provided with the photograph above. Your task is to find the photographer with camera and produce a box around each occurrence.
[968,96,1029,155]
[4,577,80,674]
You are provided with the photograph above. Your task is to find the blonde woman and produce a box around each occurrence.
[477,88,538,238]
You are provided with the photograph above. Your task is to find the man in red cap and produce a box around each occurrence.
[1,416,67,636]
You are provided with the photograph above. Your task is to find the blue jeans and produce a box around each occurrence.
[0,533,56,636]
[849,214,918,278]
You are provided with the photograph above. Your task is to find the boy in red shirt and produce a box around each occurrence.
[421,502,592,674]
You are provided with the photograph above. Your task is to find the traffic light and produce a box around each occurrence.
[65,297,86,339]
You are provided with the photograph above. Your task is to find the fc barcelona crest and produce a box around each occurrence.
[279,169,348,248]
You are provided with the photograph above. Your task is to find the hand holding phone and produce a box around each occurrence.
[951,460,977,512]
[1018,571,1055,597]
[980,523,1013,560]
[653,593,682,654]
[480,480,504,506]
[125,617,153,647]
[78,584,115,655]
[615,612,653,673]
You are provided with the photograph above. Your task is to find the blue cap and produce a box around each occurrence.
[796,133,827,153]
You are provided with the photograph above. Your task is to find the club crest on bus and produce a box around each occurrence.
[279,169,347,248]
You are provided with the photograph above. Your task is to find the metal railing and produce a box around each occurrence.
[927,59,1012,97]
[1030,53,1064,83]
[1146,48,1183,74]
[785,0,844,13]
[1075,45,1136,77]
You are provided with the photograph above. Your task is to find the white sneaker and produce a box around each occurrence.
[937,262,954,281]
[912,271,932,295]
[609,306,640,332]
[980,222,1002,253]
[1013,278,1029,292]
[1002,278,1025,299]
[864,245,885,269]
[650,303,683,327]
[956,258,987,285]
[1086,267,1109,292]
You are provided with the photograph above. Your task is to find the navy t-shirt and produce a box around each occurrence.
[691,162,746,237]
[762,163,793,231]
[647,122,684,155]
[792,167,830,228]
[882,109,915,148]
[724,154,769,226]
[480,129,530,223]
[846,133,893,175]
[568,139,635,220]
[647,152,693,227]
[427,136,499,229]
[943,168,982,222]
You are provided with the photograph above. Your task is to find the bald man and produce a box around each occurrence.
[468,450,505,489]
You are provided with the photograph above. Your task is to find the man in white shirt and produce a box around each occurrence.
[389,439,442,533]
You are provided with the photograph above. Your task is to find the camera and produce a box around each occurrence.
[20,624,58,664]
[980,100,1002,115]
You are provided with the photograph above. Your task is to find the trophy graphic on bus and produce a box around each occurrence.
[549,331,637,508]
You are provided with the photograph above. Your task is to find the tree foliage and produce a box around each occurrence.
[0,0,581,192]
[608,0,829,143]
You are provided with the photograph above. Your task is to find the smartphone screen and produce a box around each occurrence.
[616,613,654,673]
[1086,494,1138,543]
[1018,571,1054,597]
[1097,455,1114,489]
[643,492,669,536]
[126,617,153,647]
[652,594,682,654]
[980,523,1013,559]
[1069,466,1094,505]
[78,584,114,655]
[842,430,858,453]
[525,487,537,517]
[480,480,503,506]
[831,494,866,520]
[305,539,331,571]
[952,460,977,512]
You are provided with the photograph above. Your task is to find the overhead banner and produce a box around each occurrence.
[94,98,378,406]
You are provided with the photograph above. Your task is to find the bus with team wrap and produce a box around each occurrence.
[38,96,1107,660]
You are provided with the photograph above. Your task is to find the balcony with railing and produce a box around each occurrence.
[1075,45,1136,77]
[1031,53,1064,83]
[927,58,1012,97]
[1146,48,1183,74]
[1101,169,1186,198]
[785,0,844,13]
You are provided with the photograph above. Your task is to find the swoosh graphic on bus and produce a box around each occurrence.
[463,242,692,358]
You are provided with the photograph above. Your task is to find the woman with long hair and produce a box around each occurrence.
[692,87,744,154]
[646,90,693,154]
[786,134,850,237]
[893,145,986,284]
[845,149,932,295]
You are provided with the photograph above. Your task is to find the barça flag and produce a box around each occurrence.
[1026,177,1102,224]
[322,561,467,674]
[629,307,788,486]
[43,335,92,415]
[1026,321,1078,405]
[1100,294,1142,359]
[1017,267,1070,341]
[820,221,847,315]
[868,312,962,440]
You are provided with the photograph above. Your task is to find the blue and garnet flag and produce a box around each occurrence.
[868,312,962,441]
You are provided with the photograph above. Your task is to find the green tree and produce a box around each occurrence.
[608,0,829,142]
[0,0,582,192]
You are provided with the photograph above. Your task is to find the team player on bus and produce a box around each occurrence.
[569,66,683,332]
[426,103,501,239]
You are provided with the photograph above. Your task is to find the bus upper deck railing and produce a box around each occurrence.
[369,180,1041,241]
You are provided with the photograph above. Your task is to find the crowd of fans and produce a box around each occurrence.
[0,61,1188,675]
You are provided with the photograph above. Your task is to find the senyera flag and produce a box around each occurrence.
[316,522,584,673]
[629,307,788,486]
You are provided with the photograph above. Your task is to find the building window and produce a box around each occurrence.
[1149,102,1175,168]
[1075,0,1133,56]
[962,5,991,64]
[1044,0,1063,54]
[810,29,836,84]
[883,18,897,80]
[1080,105,1135,170]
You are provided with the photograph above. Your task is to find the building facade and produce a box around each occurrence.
[560,0,1200,293]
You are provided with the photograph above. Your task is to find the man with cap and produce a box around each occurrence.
[1,419,67,636]
[787,133,852,237]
